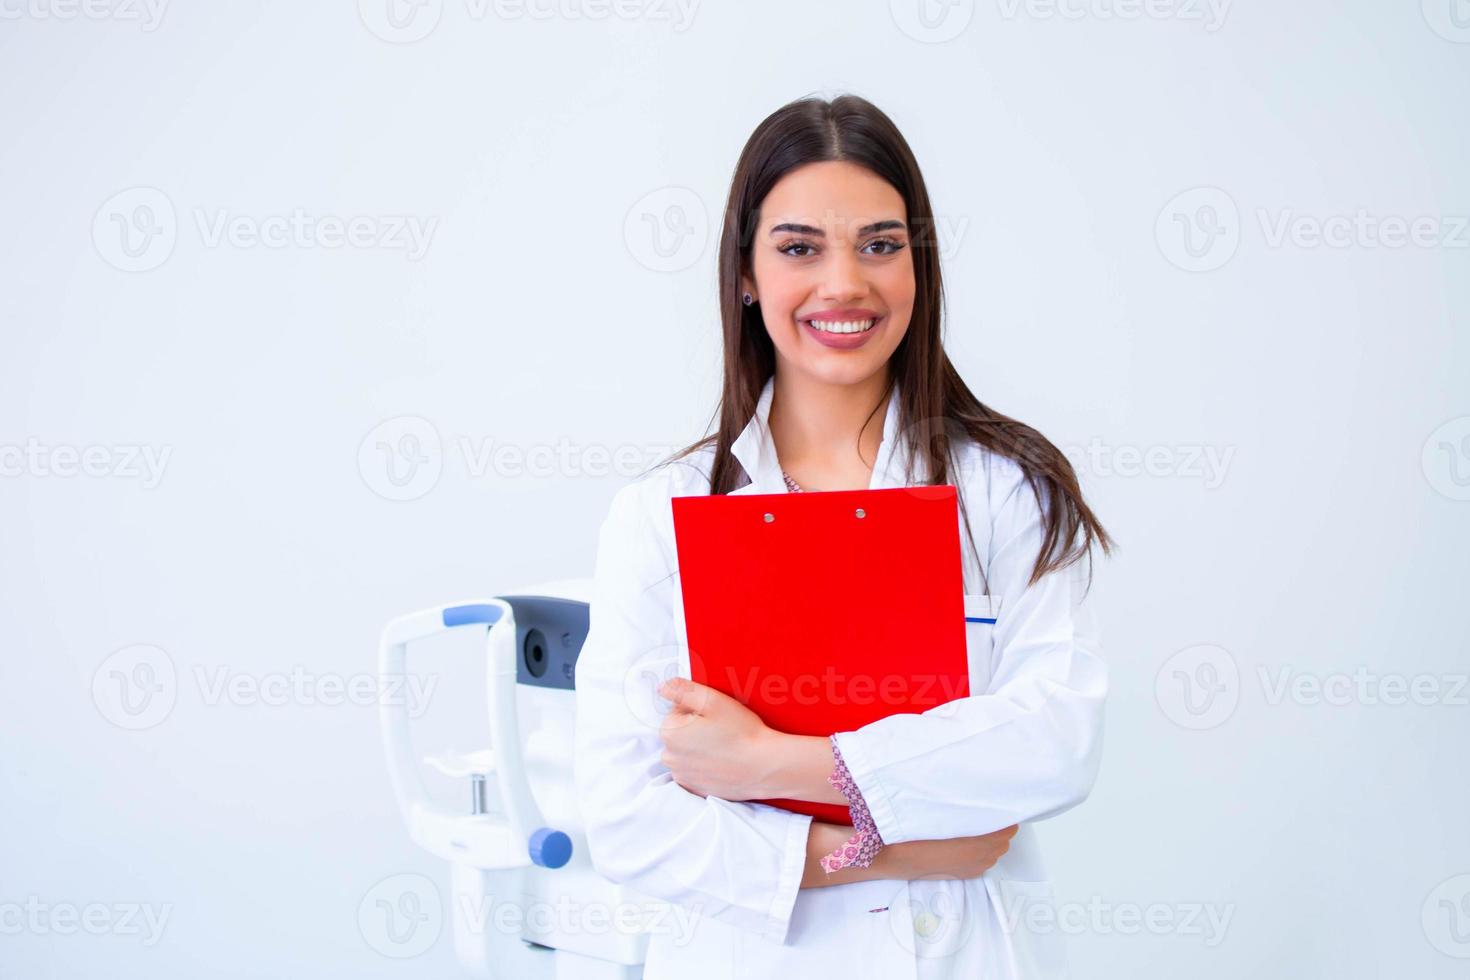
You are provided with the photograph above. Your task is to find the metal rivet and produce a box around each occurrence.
[763,512,774,523]
[855,508,866,519]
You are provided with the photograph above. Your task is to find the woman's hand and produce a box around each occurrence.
[656,676,776,801]
[879,824,1019,880]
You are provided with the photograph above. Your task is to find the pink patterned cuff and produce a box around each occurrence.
[819,737,885,874]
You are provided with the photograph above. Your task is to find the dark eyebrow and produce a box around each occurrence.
[768,219,907,237]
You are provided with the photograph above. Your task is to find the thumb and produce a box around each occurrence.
[658,676,706,713]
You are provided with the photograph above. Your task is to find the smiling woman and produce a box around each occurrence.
[573,93,1112,980]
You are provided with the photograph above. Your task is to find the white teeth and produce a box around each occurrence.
[806,318,876,334]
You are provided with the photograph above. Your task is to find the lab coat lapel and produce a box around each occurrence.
[728,377,779,496]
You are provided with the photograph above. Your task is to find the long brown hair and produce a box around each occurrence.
[658,93,1113,591]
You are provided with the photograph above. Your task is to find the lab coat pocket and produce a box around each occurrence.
[963,593,1001,693]
[990,877,1069,979]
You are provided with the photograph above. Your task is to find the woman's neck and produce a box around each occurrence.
[767,370,892,489]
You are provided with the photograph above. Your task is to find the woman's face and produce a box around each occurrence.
[743,160,915,388]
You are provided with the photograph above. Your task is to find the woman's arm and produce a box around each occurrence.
[801,821,1019,889]
[758,732,849,805]
[830,461,1108,845]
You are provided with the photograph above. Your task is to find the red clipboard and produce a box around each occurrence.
[671,484,970,825]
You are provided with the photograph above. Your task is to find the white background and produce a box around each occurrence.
[2,0,1467,976]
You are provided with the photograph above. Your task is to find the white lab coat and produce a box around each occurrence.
[573,376,1107,979]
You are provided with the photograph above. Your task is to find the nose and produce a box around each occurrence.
[817,246,869,303]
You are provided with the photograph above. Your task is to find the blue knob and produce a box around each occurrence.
[528,827,572,869]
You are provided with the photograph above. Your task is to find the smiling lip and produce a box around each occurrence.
[799,309,884,350]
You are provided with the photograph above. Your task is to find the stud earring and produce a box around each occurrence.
[742,292,755,306]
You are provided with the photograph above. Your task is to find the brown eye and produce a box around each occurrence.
[864,237,907,255]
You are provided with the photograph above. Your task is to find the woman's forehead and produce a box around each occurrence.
[760,161,906,227]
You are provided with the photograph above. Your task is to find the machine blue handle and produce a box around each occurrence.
[442,603,504,628]
[528,827,573,869]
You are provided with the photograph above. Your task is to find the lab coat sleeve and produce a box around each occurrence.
[573,479,814,946]
[830,460,1108,844]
